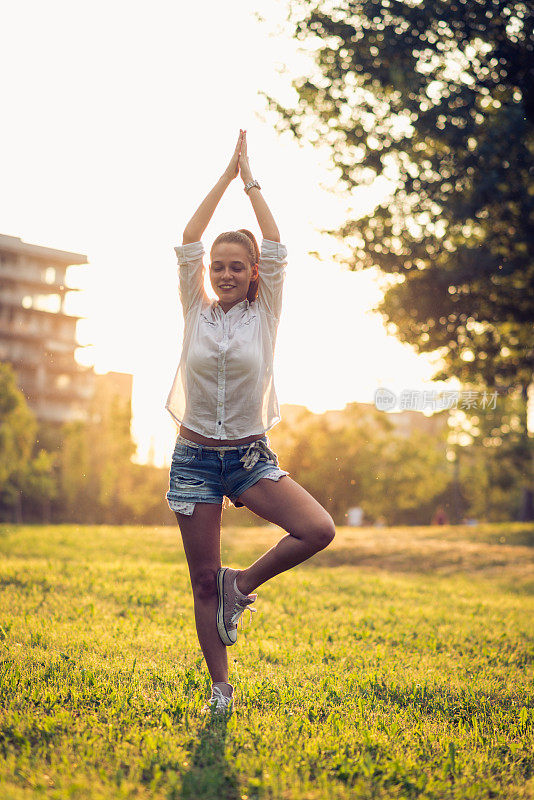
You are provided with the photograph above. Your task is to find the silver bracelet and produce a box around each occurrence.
[244,179,261,194]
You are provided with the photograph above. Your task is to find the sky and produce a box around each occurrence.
[0,0,463,466]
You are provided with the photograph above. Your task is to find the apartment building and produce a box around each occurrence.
[0,232,95,424]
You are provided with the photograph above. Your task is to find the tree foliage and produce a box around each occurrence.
[0,363,56,520]
[270,403,451,524]
[265,0,533,391]
[55,393,171,525]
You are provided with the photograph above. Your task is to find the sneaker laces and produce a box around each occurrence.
[231,596,257,630]
[208,685,233,712]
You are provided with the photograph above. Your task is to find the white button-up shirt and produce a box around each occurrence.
[165,238,288,439]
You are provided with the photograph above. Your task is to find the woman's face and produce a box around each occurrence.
[210,242,258,309]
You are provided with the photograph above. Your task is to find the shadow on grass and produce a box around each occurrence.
[300,546,514,571]
[181,713,240,800]
[295,544,534,584]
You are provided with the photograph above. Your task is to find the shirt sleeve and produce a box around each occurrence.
[256,238,288,320]
[174,241,209,318]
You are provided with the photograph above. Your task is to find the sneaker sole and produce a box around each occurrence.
[216,567,236,646]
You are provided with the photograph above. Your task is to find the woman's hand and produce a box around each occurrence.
[222,130,244,182]
[238,130,254,184]
[183,132,243,241]
[239,130,280,240]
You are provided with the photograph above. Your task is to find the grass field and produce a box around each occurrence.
[0,521,533,800]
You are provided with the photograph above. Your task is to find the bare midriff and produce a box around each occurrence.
[179,424,263,447]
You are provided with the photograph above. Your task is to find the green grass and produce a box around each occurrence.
[0,522,533,800]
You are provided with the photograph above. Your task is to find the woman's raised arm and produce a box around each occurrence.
[182,130,244,244]
[239,131,280,243]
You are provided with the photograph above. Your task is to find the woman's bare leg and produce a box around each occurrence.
[233,476,336,596]
[174,503,229,683]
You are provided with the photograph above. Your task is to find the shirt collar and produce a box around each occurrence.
[216,298,250,314]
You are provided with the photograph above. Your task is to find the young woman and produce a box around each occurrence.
[165,129,336,715]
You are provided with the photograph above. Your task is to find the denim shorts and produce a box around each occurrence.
[165,434,290,516]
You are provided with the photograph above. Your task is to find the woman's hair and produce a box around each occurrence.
[210,229,260,303]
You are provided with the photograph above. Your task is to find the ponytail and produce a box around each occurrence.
[237,229,260,303]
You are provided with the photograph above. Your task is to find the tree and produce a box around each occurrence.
[265,0,533,517]
[0,363,56,522]
[366,427,451,525]
[447,386,529,520]
[56,392,137,524]
[270,403,451,524]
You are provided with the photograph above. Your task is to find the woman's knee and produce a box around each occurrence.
[190,567,219,600]
[295,513,336,551]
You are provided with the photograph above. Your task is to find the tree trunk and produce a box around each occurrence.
[15,491,23,524]
[518,381,534,522]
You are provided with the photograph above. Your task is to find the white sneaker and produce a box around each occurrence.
[205,684,234,715]
[216,567,258,646]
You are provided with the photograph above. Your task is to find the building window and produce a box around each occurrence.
[22,295,33,309]
[44,267,56,284]
[34,294,60,313]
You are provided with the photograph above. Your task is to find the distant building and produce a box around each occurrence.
[0,232,94,425]
[300,401,449,439]
[278,404,312,427]
[382,407,449,438]
[0,233,132,428]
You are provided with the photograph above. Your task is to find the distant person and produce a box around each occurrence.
[164,130,336,716]
[431,506,449,525]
